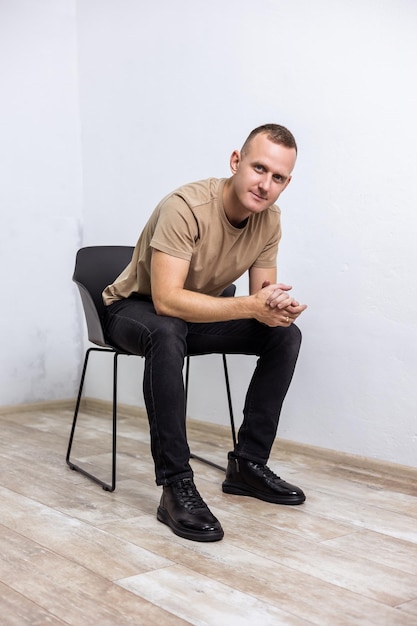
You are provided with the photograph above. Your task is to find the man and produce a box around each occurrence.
[103,123,307,542]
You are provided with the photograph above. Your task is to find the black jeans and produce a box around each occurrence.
[104,297,302,485]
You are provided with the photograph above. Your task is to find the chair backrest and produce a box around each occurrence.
[221,284,236,298]
[73,246,134,347]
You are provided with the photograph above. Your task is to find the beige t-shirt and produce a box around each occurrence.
[103,178,281,305]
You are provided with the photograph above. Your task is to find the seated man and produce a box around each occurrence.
[103,123,307,542]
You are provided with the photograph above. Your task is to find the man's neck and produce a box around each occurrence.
[222,178,250,228]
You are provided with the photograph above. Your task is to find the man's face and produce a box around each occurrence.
[230,133,297,216]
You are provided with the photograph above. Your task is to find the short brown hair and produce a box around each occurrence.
[241,123,297,155]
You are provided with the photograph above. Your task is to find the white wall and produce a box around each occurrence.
[2,1,416,470]
[0,0,83,404]
[77,0,417,469]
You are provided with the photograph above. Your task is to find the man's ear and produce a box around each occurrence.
[230,149,241,174]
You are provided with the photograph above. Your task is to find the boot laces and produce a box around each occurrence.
[254,463,282,482]
[175,478,207,511]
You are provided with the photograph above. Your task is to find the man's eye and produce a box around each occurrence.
[254,164,264,172]
[274,175,284,183]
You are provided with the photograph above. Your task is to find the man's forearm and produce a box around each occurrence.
[152,288,255,323]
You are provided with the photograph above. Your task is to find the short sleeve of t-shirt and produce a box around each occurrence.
[150,195,199,261]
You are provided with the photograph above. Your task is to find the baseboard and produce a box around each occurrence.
[0,398,77,416]
[80,397,150,421]
[276,437,417,480]
[2,397,417,479]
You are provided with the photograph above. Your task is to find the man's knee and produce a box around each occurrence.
[289,322,302,346]
[268,323,302,357]
[152,315,187,339]
[148,316,188,355]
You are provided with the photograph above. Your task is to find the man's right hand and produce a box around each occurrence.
[252,283,307,327]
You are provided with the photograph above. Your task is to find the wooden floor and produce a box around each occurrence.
[1,403,417,625]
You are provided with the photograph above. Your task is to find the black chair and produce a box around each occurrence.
[66,245,237,492]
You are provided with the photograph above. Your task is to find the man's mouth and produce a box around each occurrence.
[251,191,267,202]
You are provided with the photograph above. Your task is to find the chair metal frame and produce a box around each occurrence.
[66,246,237,492]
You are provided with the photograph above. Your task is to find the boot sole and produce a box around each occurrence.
[222,481,306,505]
[157,506,224,542]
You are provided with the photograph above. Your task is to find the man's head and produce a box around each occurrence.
[224,123,297,225]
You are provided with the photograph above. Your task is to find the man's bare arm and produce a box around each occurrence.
[151,250,300,326]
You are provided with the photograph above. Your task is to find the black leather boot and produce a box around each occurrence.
[157,477,224,542]
[222,452,305,505]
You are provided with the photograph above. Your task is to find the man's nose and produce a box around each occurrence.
[259,175,272,191]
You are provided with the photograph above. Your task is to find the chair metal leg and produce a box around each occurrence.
[66,347,118,492]
[187,354,236,472]
[222,353,237,449]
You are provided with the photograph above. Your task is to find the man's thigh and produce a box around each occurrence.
[105,297,187,354]
[186,318,283,356]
